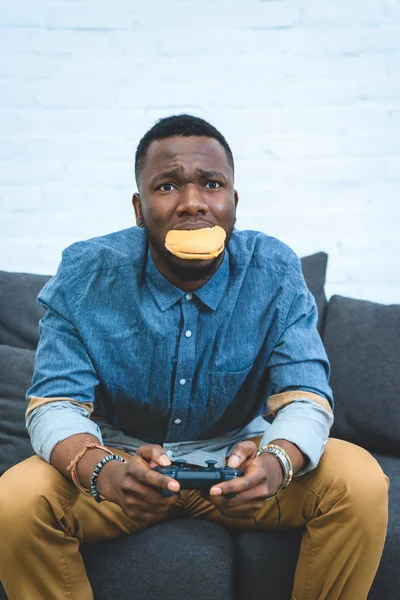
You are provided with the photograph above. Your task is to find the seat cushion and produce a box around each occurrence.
[0,345,35,475]
[234,527,303,600]
[0,270,50,349]
[81,519,235,600]
[323,295,400,455]
[300,252,328,334]
[368,454,400,600]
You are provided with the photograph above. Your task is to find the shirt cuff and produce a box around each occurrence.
[259,399,333,475]
[26,401,103,463]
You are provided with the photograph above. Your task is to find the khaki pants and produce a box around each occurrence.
[0,438,389,600]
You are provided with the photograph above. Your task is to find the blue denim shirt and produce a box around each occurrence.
[26,227,333,471]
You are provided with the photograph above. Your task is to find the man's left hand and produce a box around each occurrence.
[207,440,284,519]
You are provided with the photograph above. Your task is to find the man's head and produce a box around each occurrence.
[132,114,238,286]
[134,114,234,187]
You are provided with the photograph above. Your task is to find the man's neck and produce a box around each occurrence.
[149,246,224,292]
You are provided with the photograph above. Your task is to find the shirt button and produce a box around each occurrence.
[179,378,186,386]
[185,330,192,338]
[174,418,182,425]
[186,294,193,300]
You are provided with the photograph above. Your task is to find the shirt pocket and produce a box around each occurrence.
[206,364,254,432]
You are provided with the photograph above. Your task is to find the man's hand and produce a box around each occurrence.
[96,444,181,524]
[207,440,285,519]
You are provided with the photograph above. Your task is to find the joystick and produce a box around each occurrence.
[153,460,244,498]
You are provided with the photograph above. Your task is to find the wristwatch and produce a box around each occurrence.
[257,443,294,497]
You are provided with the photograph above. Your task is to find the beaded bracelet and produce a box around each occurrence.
[90,455,127,503]
[67,440,114,496]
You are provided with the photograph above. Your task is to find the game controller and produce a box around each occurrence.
[153,459,244,498]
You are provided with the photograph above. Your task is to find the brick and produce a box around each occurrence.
[0,54,59,79]
[45,2,135,30]
[16,109,147,136]
[0,1,47,27]
[0,111,28,134]
[0,28,32,53]
[298,1,386,27]
[0,83,39,108]
[0,160,65,185]
[32,82,116,109]
[0,134,135,162]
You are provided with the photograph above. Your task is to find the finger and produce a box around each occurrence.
[124,504,174,523]
[122,490,179,514]
[136,444,171,467]
[122,478,179,507]
[218,504,264,520]
[208,482,271,509]
[227,440,258,468]
[127,459,180,493]
[210,466,264,498]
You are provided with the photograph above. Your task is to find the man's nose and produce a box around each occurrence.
[177,184,208,215]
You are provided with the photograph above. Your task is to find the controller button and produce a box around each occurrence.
[205,460,218,469]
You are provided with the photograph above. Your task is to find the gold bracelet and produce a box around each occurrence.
[257,443,294,498]
[66,439,113,496]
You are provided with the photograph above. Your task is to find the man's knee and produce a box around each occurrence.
[0,456,77,534]
[315,438,389,524]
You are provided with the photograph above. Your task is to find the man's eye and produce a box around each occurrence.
[205,181,221,189]
[158,183,175,192]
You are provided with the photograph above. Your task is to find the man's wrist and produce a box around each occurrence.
[266,439,307,475]
[258,451,285,488]
[96,458,126,502]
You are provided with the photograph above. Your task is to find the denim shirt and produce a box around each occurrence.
[26,227,333,471]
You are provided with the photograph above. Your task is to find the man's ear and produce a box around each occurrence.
[234,190,239,210]
[132,193,144,227]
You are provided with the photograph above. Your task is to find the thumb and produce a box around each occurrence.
[227,440,258,468]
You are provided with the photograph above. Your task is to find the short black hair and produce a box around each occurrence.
[134,114,234,185]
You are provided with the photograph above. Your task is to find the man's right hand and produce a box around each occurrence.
[96,444,181,523]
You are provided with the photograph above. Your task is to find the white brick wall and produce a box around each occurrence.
[0,0,399,304]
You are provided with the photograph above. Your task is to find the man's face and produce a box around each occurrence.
[133,135,238,280]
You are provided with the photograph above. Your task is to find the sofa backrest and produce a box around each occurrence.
[0,270,51,349]
[323,294,400,456]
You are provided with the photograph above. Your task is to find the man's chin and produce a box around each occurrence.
[164,250,222,280]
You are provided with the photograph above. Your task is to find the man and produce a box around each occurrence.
[0,115,388,599]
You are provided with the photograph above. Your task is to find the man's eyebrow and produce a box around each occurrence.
[196,169,227,180]
[150,168,228,186]
[150,170,183,185]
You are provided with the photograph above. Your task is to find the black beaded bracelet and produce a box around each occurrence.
[90,454,126,503]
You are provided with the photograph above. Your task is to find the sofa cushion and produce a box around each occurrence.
[0,345,35,475]
[368,453,400,600]
[300,252,328,334]
[234,528,303,600]
[0,270,51,349]
[81,519,235,600]
[323,295,400,455]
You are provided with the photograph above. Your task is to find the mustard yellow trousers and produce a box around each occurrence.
[0,438,389,600]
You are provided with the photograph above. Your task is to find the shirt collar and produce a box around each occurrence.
[145,249,229,312]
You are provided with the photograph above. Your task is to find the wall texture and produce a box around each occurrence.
[0,0,399,303]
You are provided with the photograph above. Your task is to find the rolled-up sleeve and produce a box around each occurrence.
[261,257,334,474]
[26,257,103,462]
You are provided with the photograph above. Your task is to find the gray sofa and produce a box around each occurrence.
[0,252,399,600]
